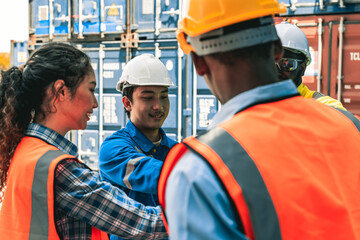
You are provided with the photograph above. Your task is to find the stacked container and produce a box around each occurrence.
[10,41,29,66]
[277,0,360,115]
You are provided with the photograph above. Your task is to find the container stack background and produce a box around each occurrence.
[276,0,360,116]
[10,0,360,169]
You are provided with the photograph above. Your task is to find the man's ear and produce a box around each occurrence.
[274,39,283,63]
[122,96,132,112]
[191,52,210,76]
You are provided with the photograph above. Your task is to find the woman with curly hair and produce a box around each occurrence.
[0,42,168,240]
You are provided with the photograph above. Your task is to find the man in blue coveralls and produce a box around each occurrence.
[99,53,177,240]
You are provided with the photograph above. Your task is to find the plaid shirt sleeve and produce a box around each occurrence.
[55,159,168,239]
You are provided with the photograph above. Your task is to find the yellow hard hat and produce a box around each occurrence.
[177,0,286,55]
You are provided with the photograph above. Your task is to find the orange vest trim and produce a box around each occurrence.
[0,136,109,240]
[158,143,188,233]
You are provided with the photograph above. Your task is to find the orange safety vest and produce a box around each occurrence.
[159,96,360,240]
[0,136,109,240]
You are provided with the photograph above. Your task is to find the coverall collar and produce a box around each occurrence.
[125,120,169,153]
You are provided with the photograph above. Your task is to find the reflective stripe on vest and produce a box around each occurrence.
[186,128,281,240]
[334,108,360,132]
[159,134,281,240]
[312,91,325,99]
[30,150,65,239]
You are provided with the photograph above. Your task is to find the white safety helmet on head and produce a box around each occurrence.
[275,21,311,66]
[116,53,176,92]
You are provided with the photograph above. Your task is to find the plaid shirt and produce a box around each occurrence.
[26,123,168,240]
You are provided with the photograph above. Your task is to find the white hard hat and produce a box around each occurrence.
[116,53,176,92]
[275,22,311,66]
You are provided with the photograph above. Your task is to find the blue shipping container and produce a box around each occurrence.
[73,0,126,36]
[131,0,179,40]
[30,0,71,36]
[278,0,360,16]
[10,41,28,67]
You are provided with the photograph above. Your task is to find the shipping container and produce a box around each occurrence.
[29,0,71,40]
[278,0,360,16]
[130,0,179,40]
[29,0,179,42]
[10,41,29,67]
[275,13,360,115]
[186,65,220,136]
[72,0,126,38]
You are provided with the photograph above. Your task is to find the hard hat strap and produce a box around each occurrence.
[189,24,279,56]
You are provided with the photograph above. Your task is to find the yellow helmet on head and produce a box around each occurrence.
[177,0,286,55]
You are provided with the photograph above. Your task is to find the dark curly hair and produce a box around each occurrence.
[0,42,93,202]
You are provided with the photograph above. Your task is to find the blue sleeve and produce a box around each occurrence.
[165,151,248,240]
[99,133,163,194]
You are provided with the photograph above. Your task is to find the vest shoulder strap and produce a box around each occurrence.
[334,108,360,133]
[185,127,282,240]
[30,150,72,240]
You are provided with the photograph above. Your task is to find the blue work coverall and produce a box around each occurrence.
[99,120,177,207]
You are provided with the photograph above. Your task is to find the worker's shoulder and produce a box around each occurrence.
[102,128,134,146]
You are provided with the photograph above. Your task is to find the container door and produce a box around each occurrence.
[101,46,127,134]
[74,93,100,169]
[10,41,28,67]
[31,0,70,37]
[75,129,100,170]
[189,66,220,136]
[52,0,70,35]
[278,0,360,16]
[32,0,50,35]
[131,0,179,40]
[74,0,101,36]
[333,16,360,115]
[102,0,126,33]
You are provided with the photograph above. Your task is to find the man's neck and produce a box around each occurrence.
[142,128,162,143]
[215,61,280,105]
